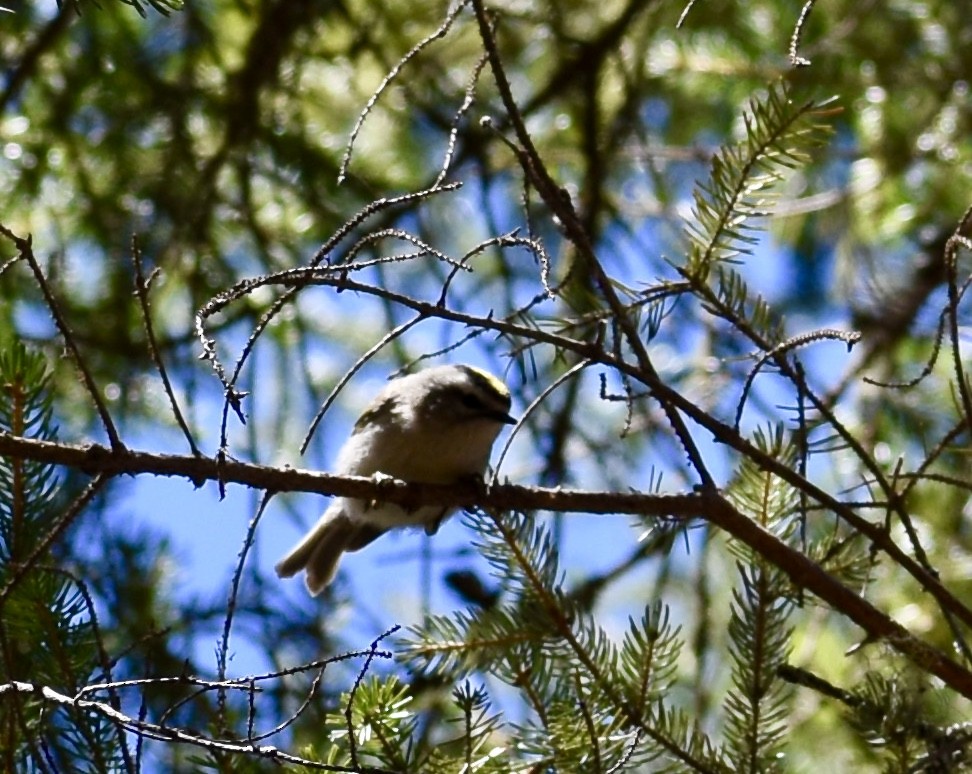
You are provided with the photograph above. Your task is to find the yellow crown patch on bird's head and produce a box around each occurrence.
[461,365,511,403]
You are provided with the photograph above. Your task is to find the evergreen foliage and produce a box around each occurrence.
[681,84,833,349]
[3,0,972,770]
[0,343,124,770]
[395,510,736,771]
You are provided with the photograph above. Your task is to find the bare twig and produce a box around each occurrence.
[944,207,972,433]
[675,0,699,28]
[0,472,110,603]
[339,0,471,184]
[491,358,591,481]
[131,236,200,456]
[734,328,861,430]
[345,625,401,768]
[216,491,274,735]
[0,225,123,450]
[789,0,818,67]
[0,681,396,773]
[301,314,426,454]
[435,47,491,187]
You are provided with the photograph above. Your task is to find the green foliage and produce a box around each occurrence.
[319,675,418,771]
[427,682,507,774]
[0,342,59,563]
[59,0,183,16]
[618,602,681,714]
[681,84,833,350]
[723,566,793,772]
[684,84,833,275]
[838,669,972,772]
[726,425,799,537]
[298,676,508,773]
[0,342,123,770]
[4,0,972,769]
[721,427,797,771]
[397,510,737,771]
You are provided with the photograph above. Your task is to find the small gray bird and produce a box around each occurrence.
[275,364,516,595]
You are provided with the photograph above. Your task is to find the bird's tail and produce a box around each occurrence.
[274,507,383,595]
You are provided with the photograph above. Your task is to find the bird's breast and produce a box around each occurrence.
[342,421,500,483]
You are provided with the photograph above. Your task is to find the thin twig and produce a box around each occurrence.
[131,235,200,456]
[675,0,699,28]
[345,625,402,768]
[300,314,426,454]
[435,47,491,187]
[216,491,274,735]
[862,310,947,389]
[0,225,123,450]
[0,681,396,773]
[492,358,591,481]
[944,207,972,434]
[0,472,110,603]
[734,328,860,431]
[340,228,469,271]
[339,0,471,184]
[789,0,817,67]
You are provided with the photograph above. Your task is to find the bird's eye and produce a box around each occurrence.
[458,392,484,411]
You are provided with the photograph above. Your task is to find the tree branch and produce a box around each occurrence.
[3,431,972,698]
[0,681,395,773]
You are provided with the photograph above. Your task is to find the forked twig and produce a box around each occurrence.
[339,0,471,184]
[345,625,401,768]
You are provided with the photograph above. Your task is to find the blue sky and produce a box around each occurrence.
[95,223,831,684]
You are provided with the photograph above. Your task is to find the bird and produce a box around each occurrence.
[275,364,516,595]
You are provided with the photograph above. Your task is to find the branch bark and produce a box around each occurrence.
[4,430,972,699]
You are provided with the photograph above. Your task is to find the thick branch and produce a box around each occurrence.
[4,431,972,699]
[0,432,698,515]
